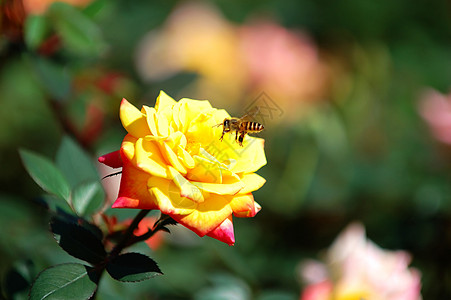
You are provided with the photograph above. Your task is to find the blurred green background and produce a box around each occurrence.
[1,0,451,299]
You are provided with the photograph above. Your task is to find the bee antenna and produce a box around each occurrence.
[212,123,222,128]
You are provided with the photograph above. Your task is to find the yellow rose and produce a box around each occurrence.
[99,91,266,245]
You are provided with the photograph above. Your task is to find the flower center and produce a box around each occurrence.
[185,140,201,156]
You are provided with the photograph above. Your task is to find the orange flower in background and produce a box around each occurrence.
[299,223,422,300]
[99,91,266,245]
[103,215,163,250]
[135,2,245,104]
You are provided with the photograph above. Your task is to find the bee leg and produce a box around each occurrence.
[238,131,245,147]
[235,130,239,142]
[219,130,225,141]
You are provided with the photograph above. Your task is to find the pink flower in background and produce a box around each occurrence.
[418,89,451,144]
[239,21,328,104]
[299,223,422,300]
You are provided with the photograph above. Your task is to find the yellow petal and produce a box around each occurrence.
[168,166,204,203]
[148,176,196,215]
[230,194,260,218]
[177,193,232,236]
[162,142,187,174]
[164,131,187,149]
[191,180,244,195]
[186,110,217,146]
[120,98,151,137]
[155,90,177,112]
[178,145,195,169]
[178,98,213,133]
[208,136,266,174]
[121,134,137,161]
[134,138,169,178]
[238,173,266,194]
[157,111,170,137]
[171,101,183,131]
[141,106,158,136]
[187,155,222,183]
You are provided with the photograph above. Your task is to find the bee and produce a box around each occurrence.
[213,107,264,146]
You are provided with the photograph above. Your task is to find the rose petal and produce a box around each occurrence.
[134,138,169,178]
[161,142,187,174]
[98,150,122,168]
[121,134,136,161]
[120,98,151,137]
[112,155,157,209]
[157,109,171,136]
[208,136,266,174]
[168,166,204,203]
[207,216,235,246]
[238,173,266,194]
[187,155,223,183]
[230,194,260,217]
[178,146,195,169]
[155,90,177,112]
[148,176,197,215]
[174,193,233,236]
[142,106,159,136]
[186,110,217,146]
[191,180,244,195]
[178,98,214,133]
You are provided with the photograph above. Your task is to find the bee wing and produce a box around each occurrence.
[240,106,260,122]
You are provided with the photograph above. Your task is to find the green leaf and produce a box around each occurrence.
[29,263,98,300]
[48,2,105,56]
[3,269,29,299]
[55,208,104,241]
[83,0,108,18]
[71,180,104,216]
[50,216,106,265]
[24,15,49,49]
[30,56,71,100]
[19,149,70,202]
[106,253,162,282]
[56,136,100,188]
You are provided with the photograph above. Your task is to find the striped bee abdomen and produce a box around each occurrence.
[241,122,264,132]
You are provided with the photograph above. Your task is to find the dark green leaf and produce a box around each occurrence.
[24,15,49,49]
[30,56,71,100]
[19,149,70,202]
[55,209,104,240]
[71,180,104,216]
[29,263,98,300]
[48,2,106,56]
[50,216,106,265]
[3,269,29,299]
[106,253,162,282]
[56,136,100,188]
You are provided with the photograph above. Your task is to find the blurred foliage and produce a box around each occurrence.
[1,0,451,299]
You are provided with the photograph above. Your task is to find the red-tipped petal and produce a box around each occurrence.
[112,153,158,209]
[98,150,123,168]
[207,216,235,246]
